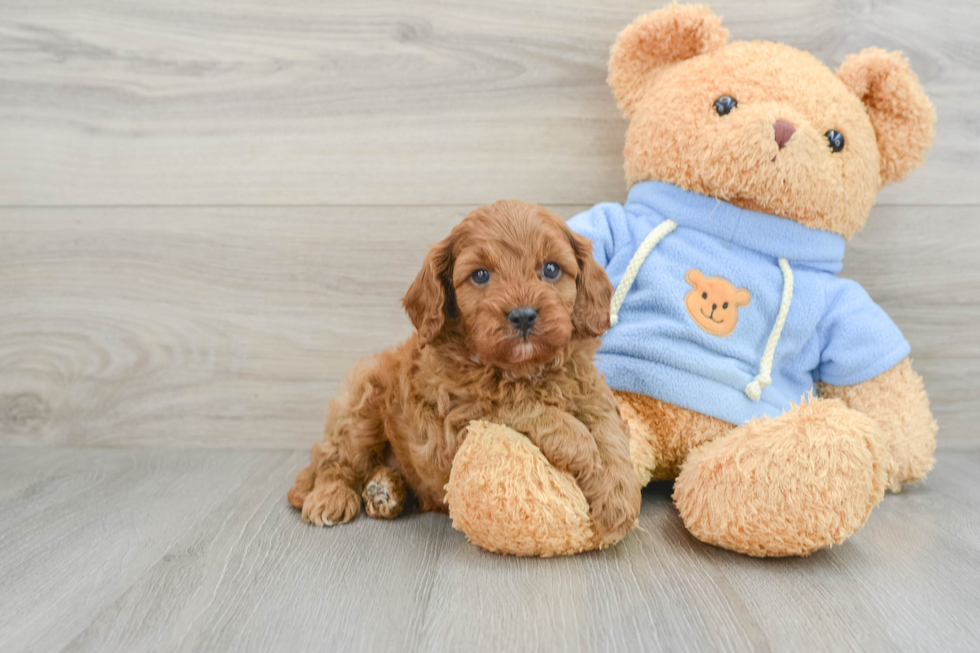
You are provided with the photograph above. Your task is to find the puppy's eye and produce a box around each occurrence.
[723,302,729,309]
[826,129,845,153]
[702,292,708,299]
[714,96,737,116]
[471,269,490,285]
[542,262,561,281]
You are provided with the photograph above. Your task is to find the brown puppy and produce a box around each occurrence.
[287,200,641,546]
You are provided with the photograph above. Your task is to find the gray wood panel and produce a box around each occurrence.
[1,204,976,449]
[1,2,976,651]
[0,0,976,207]
[0,447,977,653]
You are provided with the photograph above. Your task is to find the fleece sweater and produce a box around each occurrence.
[568,181,909,425]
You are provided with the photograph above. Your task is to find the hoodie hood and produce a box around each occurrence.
[625,182,846,274]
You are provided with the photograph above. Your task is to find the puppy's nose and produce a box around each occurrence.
[508,306,538,336]
[774,119,796,149]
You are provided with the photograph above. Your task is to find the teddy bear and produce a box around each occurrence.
[443,3,938,557]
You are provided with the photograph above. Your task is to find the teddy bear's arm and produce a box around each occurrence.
[817,357,936,492]
[813,278,935,491]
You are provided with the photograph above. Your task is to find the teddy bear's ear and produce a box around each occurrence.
[837,48,936,185]
[684,269,704,287]
[735,288,751,307]
[608,4,729,117]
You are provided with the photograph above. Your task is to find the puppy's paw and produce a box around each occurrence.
[589,476,642,548]
[362,467,407,520]
[562,423,605,479]
[287,465,315,509]
[302,481,361,526]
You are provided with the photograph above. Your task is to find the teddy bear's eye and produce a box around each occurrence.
[714,96,737,116]
[702,292,708,299]
[723,302,729,309]
[826,130,845,153]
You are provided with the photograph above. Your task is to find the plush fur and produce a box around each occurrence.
[445,421,597,557]
[447,4,938,557]
[672,396,887,557]
[609,4,935,239]
[287,200,641,552]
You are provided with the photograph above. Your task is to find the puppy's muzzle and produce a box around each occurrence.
[507,306,538,337]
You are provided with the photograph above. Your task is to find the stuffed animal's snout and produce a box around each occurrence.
[773,119,796,149]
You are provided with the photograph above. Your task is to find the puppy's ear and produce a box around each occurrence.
[403,235,456,347]
[565,226,613,338]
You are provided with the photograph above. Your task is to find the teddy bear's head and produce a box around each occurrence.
[607,4,936,239]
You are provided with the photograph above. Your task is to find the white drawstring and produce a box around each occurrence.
[607,220,793,404]
[744,257,793,401]
[609,219,678,326]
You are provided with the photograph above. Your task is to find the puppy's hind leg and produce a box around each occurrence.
[363,465,408,520]
[297,355,394,526]
[287,464,315,509]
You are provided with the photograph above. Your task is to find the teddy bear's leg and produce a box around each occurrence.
[673,397,887,557]
[818,358,937,492]
[614,390,731,485]
[444,421,599,557]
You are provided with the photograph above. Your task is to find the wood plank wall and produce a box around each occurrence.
[1,0,977,449]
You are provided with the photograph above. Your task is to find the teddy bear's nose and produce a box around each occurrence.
[774,119,796,149]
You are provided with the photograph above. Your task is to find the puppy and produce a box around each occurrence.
[287,200,641,546]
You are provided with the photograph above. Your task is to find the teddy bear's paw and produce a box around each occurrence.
[362,466,407,520]
[445,420,598,557]
[302,480,361,527]
[818,358,937,493]
[673,398,887,557]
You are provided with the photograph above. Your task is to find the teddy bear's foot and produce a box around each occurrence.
[615,390,731,485]
[673,398,887,557]
[444,420,599,557]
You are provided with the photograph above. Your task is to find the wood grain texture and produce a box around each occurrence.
[1,204,976,449]
[0,0,977,207]
[0,448,977,653]
[1,3,975,651]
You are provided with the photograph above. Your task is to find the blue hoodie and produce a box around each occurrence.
[568,181,909,426]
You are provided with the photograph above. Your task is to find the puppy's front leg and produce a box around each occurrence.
[507,408,603,483]
[574,409,642,547]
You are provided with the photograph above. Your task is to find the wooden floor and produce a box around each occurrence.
[0,448,976,653]
[2,0,980,651]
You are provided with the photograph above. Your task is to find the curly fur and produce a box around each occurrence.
[288,200,641,548]
[549,4,942,558]
[608,4,935,239]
